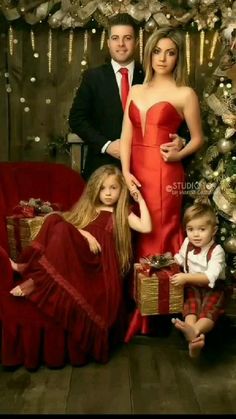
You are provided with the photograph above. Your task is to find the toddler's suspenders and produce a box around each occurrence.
[185,242,217,273]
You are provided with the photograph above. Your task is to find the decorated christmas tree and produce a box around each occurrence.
[187,31,236,283]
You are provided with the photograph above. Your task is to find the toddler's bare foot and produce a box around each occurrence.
[189,334,205,358]
[172,318,198,342]
[10,285,25,297]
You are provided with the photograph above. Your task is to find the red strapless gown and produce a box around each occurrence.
[125,101,185,341]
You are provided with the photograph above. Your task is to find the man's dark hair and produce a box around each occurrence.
[108,13,139,37]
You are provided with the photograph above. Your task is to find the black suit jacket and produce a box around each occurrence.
[69,62,144,179]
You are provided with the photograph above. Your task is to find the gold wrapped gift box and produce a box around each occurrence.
[134,263,184,316]
[6,216,44,261]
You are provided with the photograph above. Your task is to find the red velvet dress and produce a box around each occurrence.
[125,101,185,340]
[18,212,124,363]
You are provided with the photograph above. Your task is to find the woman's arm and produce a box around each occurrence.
[161,88,204,162]
[178,88,204,159]
[128,189,152,233]
[120,89,141,190]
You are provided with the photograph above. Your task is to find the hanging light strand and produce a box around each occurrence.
[30,28,35,51]
[68,29,73,64]
[8,25,14,56]
[83,30,88,53]
[210,31,219,60]
[48,28,52,73]
[100,28,106,50]
[139,27,143,64]
[185,32,190,75]
[200,30,205,65]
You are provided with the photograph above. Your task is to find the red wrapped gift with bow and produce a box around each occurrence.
[134,253,184,316]
[6,198,61,261]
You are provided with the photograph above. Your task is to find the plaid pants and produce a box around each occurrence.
[183,283,226,322]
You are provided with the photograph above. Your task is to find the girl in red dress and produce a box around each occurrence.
[10,165,151,364]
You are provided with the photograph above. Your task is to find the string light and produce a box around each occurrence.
[68,29,73,64]
[185,32,190,75]
[100,28,106,50]
[200,30,205,65]
[139,27,143,64]
[30,29,35,51]
[83,30,88,53]
[48,28,52,73]
[8,25,13,56]
[210,31,219,60]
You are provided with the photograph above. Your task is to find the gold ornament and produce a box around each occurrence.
[217,138,234,154]
[224,237,236,254]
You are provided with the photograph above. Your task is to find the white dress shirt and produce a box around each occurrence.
[101,59,135,154]
[174,237,226,288]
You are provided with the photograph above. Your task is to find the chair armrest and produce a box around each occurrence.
[67,133,87,174]
[0,245,14,290]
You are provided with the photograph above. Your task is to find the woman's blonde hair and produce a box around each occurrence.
[64,165,132,275]
[143,26,187,85]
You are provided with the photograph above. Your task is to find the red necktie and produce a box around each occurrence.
[188,243,201,255]
[119,67,130,110]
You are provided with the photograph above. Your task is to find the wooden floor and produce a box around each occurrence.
[1,315,236,414]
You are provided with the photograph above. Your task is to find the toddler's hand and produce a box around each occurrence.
[170,273,187,286]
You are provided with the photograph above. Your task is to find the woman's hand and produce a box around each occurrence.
[160,147,182,162]
[123,171,141,191]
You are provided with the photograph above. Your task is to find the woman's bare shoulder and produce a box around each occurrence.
[130,83,144,92]
[179,85,198,100]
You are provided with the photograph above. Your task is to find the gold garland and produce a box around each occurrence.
[1,0,234,32]
[220,175,236,205]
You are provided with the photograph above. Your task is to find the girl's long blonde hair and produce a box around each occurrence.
[64,165,132,275]
[143,26,188,86]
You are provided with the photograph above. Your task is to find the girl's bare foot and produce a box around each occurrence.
[9,259,27,273]
[189,334,205,358]
[10,285,25,297]
[172,318,198,342]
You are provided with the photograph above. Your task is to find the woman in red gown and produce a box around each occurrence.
[10,165,152,364]
[120,27,204,339]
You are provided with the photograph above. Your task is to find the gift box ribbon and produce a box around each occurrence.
[138,263,180,314]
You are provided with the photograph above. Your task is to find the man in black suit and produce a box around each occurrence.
[69,13,186,180]
[69,13,143,179]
